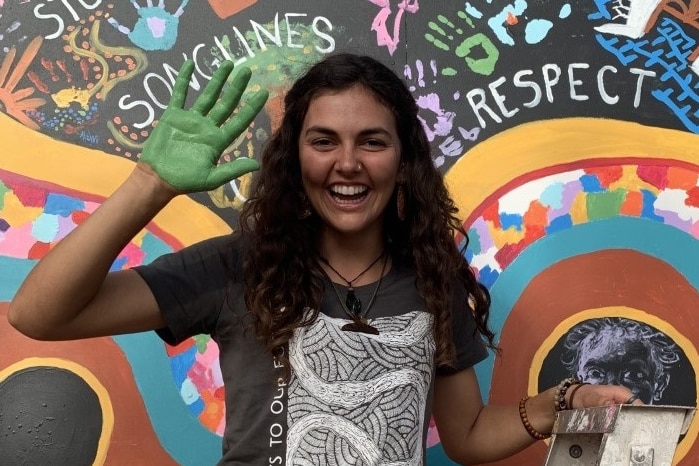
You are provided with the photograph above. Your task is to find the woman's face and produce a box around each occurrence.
[298,85,401,241]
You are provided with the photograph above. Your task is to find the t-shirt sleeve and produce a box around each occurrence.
[132,234,238,346]
[437,284,490,376]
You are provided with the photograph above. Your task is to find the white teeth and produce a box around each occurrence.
[331,185,367,196]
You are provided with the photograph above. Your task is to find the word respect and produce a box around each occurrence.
[464,63,656,128]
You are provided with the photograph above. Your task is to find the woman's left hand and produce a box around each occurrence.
[569,383,643,409]
[139,60,268,193]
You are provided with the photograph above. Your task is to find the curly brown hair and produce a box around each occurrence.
[239,53,495,376]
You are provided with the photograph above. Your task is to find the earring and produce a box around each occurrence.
[397,184,406,221]
[299,194,312,219]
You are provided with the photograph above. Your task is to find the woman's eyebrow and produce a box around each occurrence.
[303,126,393,137]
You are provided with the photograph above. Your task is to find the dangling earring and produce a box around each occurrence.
[299,193,312,219]
[397,183,406,221]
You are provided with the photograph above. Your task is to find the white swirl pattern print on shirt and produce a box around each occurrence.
[286,310,435,465]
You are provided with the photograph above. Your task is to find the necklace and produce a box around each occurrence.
[320,251,387,335]
[319,250,384,315]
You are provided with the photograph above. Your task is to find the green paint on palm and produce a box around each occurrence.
[140,60,268,192]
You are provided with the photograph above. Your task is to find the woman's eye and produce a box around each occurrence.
[363,139,387,149]
[312,138,334,148]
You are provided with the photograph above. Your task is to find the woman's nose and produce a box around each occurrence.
[335,146,361,173]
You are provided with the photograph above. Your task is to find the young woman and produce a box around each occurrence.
[9,53,637,465]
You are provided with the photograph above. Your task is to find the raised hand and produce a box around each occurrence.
[140,60,268,193]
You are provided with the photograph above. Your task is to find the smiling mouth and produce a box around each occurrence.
[329,185,368,204]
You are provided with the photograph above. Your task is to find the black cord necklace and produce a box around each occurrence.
[319,250,384,314]
[319,250,387,335]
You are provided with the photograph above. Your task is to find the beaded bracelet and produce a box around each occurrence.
[554,377,581,411]
[518,396,550,440]
[567,382,589,410]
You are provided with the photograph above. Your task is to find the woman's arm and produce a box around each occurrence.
[8,60,267,341]
[434,368,635,465]
[8,165,172,340]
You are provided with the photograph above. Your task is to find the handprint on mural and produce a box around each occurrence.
[425,10,499,76]
[107,0,189,51]
[403,59,480,166]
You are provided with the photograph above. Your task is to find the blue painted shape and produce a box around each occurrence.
[186,395,205,416]
[0,256,36,301]
[540,182,564,209]
[141,232,174,264]
[44,193,84,217]
[640,189,664,222]
[546,214,573,234]
[580,174,603,192]
[112,332,220,466]
[477,265,499,289]
[467,227,482,255]
[587,0,612,20]
[110,256,128,272]
[170,345,197,387]
[559,4,571,19]
[525,19,554,45]
[31,213,59,243]
[499,212,523,231]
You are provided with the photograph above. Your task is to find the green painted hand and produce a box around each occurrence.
[140,60,268,192]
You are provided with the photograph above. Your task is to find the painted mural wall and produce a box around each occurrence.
[1,0,699,464]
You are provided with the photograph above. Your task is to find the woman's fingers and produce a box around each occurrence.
[168,60,196,109]
[208,67,253,125]
[221,89,269,143]
[190,61,235,116]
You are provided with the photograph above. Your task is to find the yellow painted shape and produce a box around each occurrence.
[608,165,660,193]
[489,221,524,248]
[567,191,588,224]
[1,191,43,227]
[52,87,91,109]
[530,307,699,465]
[446,118,699,220]
[0,113,231,246]
[0,357,114,466]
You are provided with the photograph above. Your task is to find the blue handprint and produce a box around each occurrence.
[107,0,189,51]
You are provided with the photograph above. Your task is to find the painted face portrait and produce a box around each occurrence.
[562,318,681,405]
[575,332,666,404]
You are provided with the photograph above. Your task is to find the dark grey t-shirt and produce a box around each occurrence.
[134,234,488,465]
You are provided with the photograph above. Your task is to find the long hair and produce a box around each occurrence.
[240,53,495,375]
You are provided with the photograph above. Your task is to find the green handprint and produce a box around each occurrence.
[425,11,499,76]
[140,60,268,192]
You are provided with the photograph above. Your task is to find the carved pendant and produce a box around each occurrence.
[345,288,362,316]
[342,318,380,335]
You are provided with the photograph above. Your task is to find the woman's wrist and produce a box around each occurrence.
[133,161,180,205]
[518,379,593,442]
[517,389,558,440]
[554,377,581,411]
